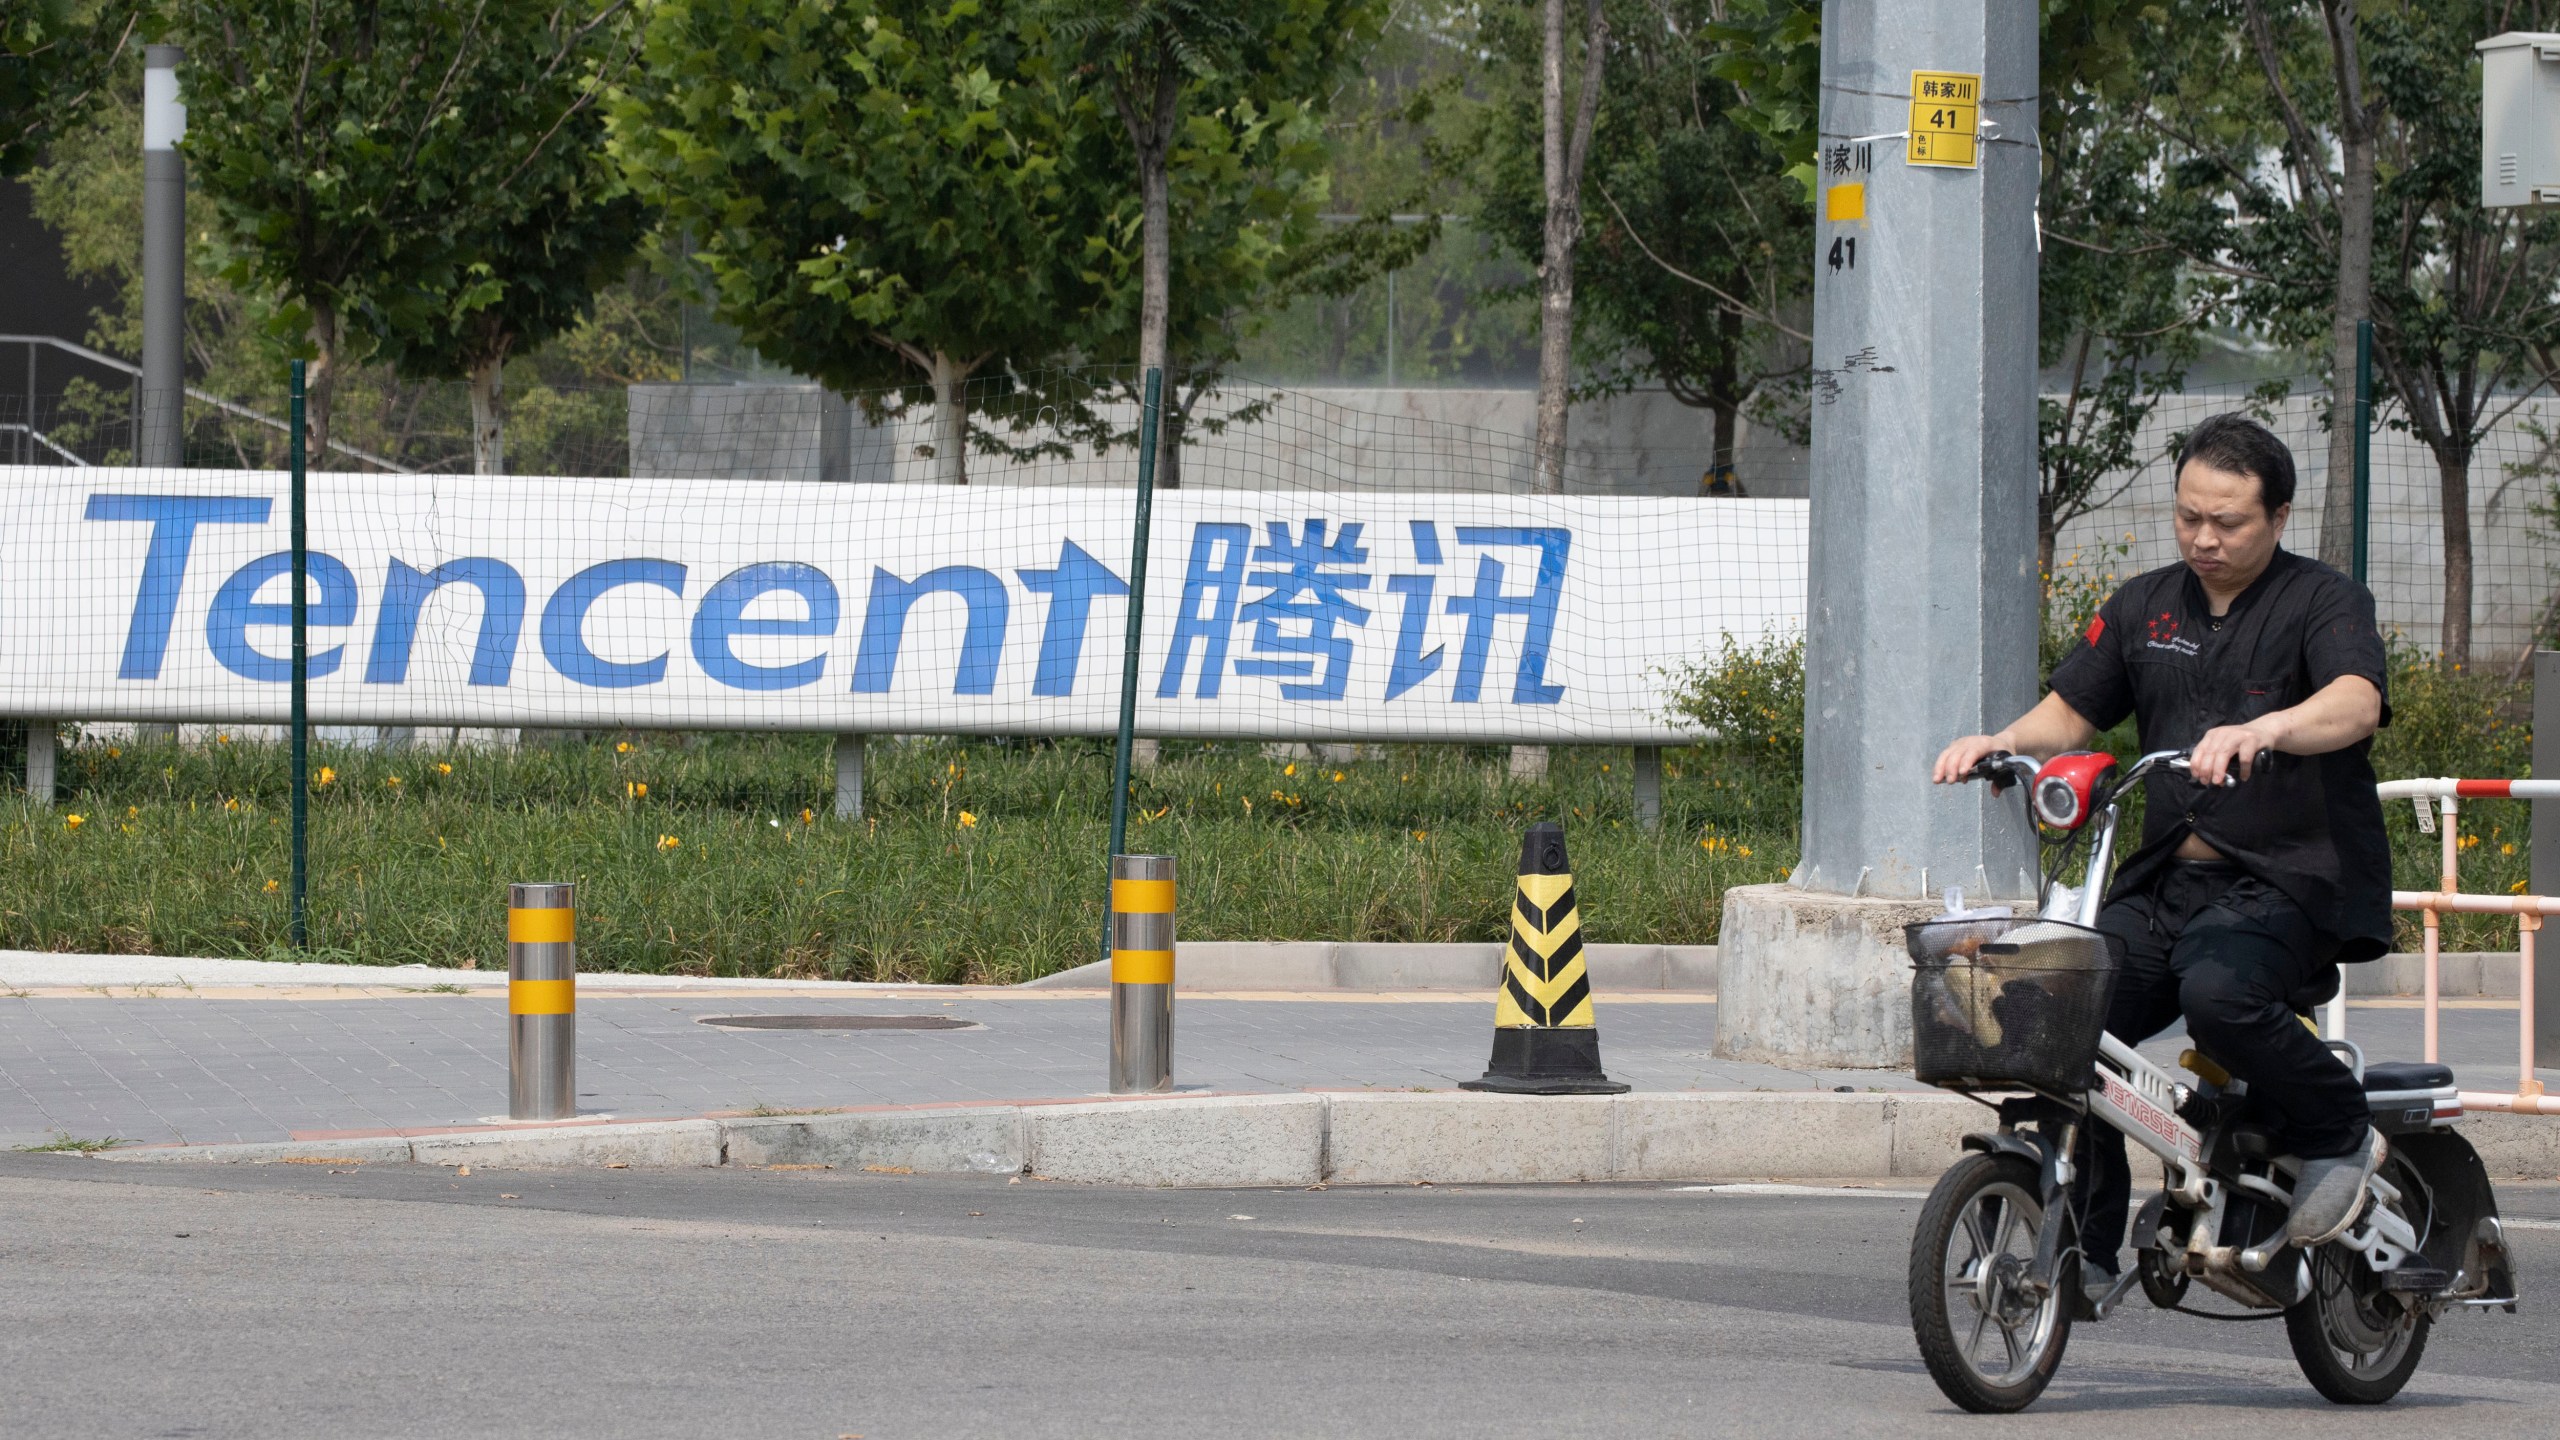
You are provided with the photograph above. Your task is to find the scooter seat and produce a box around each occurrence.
[2362,1061,2454,1092]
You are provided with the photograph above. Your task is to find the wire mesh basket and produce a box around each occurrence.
[1908,918,2118,1095]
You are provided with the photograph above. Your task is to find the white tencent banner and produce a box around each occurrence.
[0,469,1806,743]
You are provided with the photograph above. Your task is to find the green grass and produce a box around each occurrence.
[1,732,1797,982]
[15,1133,125,1153]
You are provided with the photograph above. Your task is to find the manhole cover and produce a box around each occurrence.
[697,1014,980,1032]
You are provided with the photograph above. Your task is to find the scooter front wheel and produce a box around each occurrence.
[1908,1152,2073,1413]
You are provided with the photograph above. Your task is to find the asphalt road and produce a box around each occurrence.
[3,1156,2554,1439]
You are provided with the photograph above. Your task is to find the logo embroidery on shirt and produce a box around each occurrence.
[2084,615,2105,647]
[2145,609,2200,657]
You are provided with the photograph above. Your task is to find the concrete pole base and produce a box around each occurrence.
[1712,882,1942,1069]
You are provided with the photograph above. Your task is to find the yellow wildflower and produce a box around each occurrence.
[2503,842,2517,856]
[106,746,121,758]
[63,814,85,830]
[1411,829,1428,841]
[385,775,402,788]
[1332,771,1345,783]
[316,766,335,787]
[617,741,632,754]
[626,781,648,800]
[216,733,229,744]
[2512,880,2529,894]
[957,811,979,829]
[435,762,452,775]
[800,808,815,824]
[657,834,680,850]
[1738,846,1754,859]
[263,879,279,893]
[224,797,239,811]
[1283,762,1296,777]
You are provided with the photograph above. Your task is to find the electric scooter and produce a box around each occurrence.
[1906,747,2520,1412]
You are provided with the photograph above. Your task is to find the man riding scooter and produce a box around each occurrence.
[1932,413,2394,1301]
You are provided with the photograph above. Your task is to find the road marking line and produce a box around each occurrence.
[1672,1183,1926,1199]
[2500,1217,2560,1231]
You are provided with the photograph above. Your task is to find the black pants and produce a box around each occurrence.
[2075,862,2371,1273]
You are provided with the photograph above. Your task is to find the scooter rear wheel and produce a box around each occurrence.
[1909,1152,2073,1412]
[2285,1239,2430,1404]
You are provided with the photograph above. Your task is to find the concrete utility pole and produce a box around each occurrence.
[1716,0,2040,1068]
[140,44,185,467]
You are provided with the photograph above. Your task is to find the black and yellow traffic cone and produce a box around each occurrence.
[1460,822,1629,1095]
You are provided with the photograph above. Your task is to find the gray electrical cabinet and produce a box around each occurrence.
[2481,32,2560,207]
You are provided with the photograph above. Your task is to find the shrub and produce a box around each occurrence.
[1664,629,1805,770]
[2370,641,2532,784]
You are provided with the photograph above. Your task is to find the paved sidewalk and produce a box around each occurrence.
[3,970,2548,1148]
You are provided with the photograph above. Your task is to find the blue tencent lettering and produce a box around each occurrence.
[1446,527,1569,704]
[1016,541,1127,697]
[1235,520,1373,702]
[364,558,526,687]
[689,562,839,691]
[1157,522,1251,699]
[84,494,273,680]
[206,551,358,681]
[540,559,687,689]
[1384,520,1446,701]
[851,566,1009,695]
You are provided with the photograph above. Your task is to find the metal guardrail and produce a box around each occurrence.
[0,333,415,474]
[0,423,86,467]
[2375,776,2560,1115]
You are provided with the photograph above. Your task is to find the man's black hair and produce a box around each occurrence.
[2175,412,2296,514]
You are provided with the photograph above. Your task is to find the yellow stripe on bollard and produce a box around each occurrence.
[1111,948,1175,985]
[508,906,575,944]
[509,978,575,1015]
[1111,877,1176,914]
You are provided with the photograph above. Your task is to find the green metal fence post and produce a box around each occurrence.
[289,360,309,950]
[2353,317,2372,584]
[1103,368,1164,961]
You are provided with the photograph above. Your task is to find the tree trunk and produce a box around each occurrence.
[1707,398,1738,495]
[468,354,506,476]
[2321,118,2374,571]
[1533,0,1576,493]
[306,300,340,469]
[2437,446,2473,667]
[1136,134,1171,381]
[1156,389,1183,491]
[928,350,968,485]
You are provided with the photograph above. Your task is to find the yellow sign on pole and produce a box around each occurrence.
[1907,71,1980,168]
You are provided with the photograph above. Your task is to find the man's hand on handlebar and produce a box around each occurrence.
[2185,722,2278,788]
[1931,734,2016,786]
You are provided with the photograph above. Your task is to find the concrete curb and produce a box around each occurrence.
[90,1091,2560,1185]
[1020,941,1720,993]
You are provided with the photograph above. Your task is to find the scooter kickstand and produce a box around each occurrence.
[2089,1266,2145,1321]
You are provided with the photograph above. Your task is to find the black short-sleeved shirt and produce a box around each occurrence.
[2045,550,2393,962]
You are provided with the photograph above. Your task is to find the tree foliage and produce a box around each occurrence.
[611,0,1129,483]
[2142,0,2560,666]
[174,0,638,465]
[357,2,650,475]
[0,0,141,178]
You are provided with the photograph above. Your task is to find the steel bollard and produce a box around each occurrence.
[1109,854,1175,1093]
[507,882,576,1120]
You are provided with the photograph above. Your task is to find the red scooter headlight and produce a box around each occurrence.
[2031,751,2120,831]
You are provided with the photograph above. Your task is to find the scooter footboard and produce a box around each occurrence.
[2392,1129,2520,1303]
